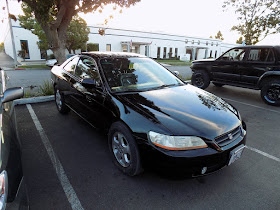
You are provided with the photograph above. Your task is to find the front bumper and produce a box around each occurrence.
[139,124,247,176]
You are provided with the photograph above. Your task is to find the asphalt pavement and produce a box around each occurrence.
[14,84,280,210]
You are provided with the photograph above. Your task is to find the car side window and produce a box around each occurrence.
[64,57,80,73]
[220,48,246,61]
[247,48,274,62]
[75,56,101,86]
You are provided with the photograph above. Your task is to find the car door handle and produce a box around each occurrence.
[266,67,272,71]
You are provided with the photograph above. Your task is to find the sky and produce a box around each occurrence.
[0,0,279,44]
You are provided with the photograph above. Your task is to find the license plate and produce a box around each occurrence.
[228,144,245,166]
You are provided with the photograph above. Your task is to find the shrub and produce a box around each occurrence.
[39,80,54,96]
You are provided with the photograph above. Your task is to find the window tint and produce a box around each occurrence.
[247,48,274,62]
[75,57,101,84]
[100,57,183,92]
[64,57,79,73]
[220,48,246,61]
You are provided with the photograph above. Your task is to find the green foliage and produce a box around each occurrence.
[18,0,140,64]
[236,37,244,44]
[87,43,99,51]
[47,54,55,59]
[19,4,90,53]
[215,31,224,40]
[66,15,90,53]
[223,0,280,45]
[0,42,4,52]
[39,80,54,96]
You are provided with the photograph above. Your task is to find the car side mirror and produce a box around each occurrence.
[81,78,97,88]
[1,87,24,104]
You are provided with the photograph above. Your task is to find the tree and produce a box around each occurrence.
[236,37,244,44]
[66,16,90,54]
[19,0,140,64]
[223,0,280,45]
[215,30,224,40]
[19,4,90,54]
[0,42,4,52]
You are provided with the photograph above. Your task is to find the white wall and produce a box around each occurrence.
[5,22,240,61]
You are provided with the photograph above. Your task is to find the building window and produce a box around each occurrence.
[211,42,213,46]
[169,48,172,58]
[215,50,217,58]
[122,44,128,52]
[157,47,161,58]
[209,50,212,58]
[163,47,167,58]
[206,41,208,46]
[185,39,188,44]
[106,44,111,51]
[198,40,200,45]
[20,40,30,59]
[192,40,194,44]
[175,48,178,58]
[87,43,99,51]
[145,46,149,56]
[216,42,218,46]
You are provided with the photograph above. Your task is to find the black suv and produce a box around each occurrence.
[191,45,280,105]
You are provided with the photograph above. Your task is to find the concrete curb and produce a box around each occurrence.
[13,95,54,105]
[11,95,54,115]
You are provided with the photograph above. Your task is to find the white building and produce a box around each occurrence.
[3,19,240,62]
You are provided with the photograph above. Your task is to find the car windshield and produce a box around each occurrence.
[100,57,184,92]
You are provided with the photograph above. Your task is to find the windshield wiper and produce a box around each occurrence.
[149,83,181,90]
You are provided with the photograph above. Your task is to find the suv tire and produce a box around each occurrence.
[191,70,210,89]
[261,79,280,106]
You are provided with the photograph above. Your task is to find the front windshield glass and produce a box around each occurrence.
[100,57,184,92]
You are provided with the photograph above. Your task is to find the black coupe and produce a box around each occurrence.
[51,52,246,176]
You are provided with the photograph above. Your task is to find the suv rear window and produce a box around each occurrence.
[247,48,274,62]
[275,47,280,61]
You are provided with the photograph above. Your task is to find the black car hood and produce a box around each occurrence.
[116,85,241,140]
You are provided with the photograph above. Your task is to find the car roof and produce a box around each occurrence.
[81,51,147,59]
[233,45,280,49]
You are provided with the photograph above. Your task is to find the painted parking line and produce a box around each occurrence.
[26,104,84,210]
[222,97,280,114]
[246,146,280,163]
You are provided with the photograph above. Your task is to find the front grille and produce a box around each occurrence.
[215,126,242,147]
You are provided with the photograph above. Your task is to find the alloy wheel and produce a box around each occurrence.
[55,90,62,110]
[265,84,280,103]
[195,74,204,87]
[112,132,131,168]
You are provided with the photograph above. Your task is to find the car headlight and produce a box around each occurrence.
[0,170,8,210]
[149,131,207,150]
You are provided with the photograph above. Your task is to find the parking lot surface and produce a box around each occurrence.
[15,84,280,210]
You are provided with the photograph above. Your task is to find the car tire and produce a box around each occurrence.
[261,79,280,106]
[54,87,70,114]
[108,122,143,176]
[212,82,224,87]
[191,70,210,89]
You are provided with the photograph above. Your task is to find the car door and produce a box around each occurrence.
[70,56,107,128]
[239,47,275,86]
[212,48,246,83]
[58,56,80,105]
